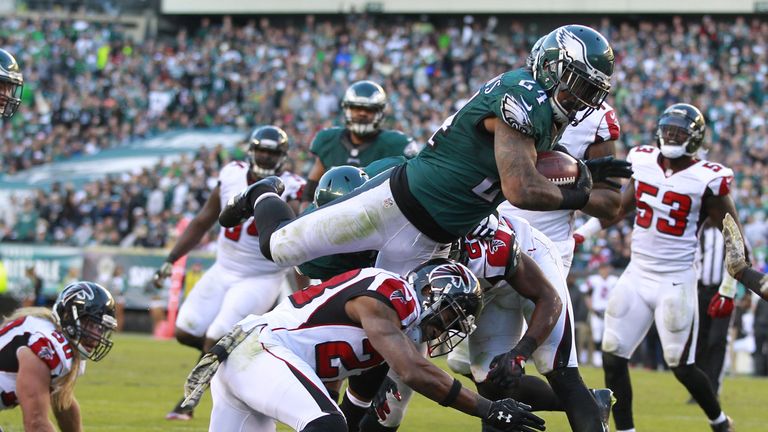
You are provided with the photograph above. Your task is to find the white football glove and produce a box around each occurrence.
[470,213,499,240]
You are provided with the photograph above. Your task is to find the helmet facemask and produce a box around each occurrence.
[65,310,117,362]
[249,145,286,177]
[53,281,117,362]
[543,58,610,126]
[533,25,614,127]
[407,259,483,358]
[657,112,705,159]
[418,293,477,357]
[247,126,289,177]
[0,79,22,118]
[341,81,387,137]
[343,104,385,137]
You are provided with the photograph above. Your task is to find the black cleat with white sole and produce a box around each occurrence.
[219,176,285,228]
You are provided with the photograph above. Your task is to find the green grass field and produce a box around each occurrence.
[3,333,767,431]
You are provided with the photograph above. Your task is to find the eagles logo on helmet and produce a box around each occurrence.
[532,25,614,126]
[247,125,289,178]
[406,259,483,357]
[53,281,118,362]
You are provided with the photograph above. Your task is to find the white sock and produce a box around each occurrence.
[617,429,636,432]
[345,389,371,408]
[252,192,280,209]
[709,412,726,425]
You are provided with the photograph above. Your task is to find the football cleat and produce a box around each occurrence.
[711,416,735,432]
[590,388,615,431]
[219,176,285,228]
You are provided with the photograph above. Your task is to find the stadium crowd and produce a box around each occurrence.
[0,15,766,368]
[0,13,765,264]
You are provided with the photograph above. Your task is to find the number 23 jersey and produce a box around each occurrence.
[247,268,421,381]
[628,145,733,272]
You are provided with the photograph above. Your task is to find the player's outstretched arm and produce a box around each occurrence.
[153,185,222,287]
[349,296,545,431]
[574,179,636,246]
[492,118,590,211]
[581,140,629,220]
[505,253,562,346]
[722,214,768,299]
[486,253,563,389]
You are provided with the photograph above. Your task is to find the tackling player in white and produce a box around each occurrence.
[181,260,546,432]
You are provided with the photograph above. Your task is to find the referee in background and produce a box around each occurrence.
[694,220,734,400]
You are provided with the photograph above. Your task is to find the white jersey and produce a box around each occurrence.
[582,274,618,313]
[238,268,421,382]
[216,162,306,275]
[0,316,82,409]
[500,104,620,242]
[627,145,733,272]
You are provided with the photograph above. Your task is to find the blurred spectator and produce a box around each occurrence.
[21,265,44,307]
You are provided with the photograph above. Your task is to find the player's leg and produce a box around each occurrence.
[174,263,235,350]
[655,271,730,428]
[601,263,655,432]
[374,225,450,277]
[204,271,287,350]
[254,172,406,267]
[590,312,605,367]
[215,342,346,432]
[168,264,237,420]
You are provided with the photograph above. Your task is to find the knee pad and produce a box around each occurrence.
[601,328,622,355]
[661,295,694,333]
[302,413,347,432]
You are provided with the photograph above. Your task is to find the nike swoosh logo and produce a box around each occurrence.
[672,282,682,286]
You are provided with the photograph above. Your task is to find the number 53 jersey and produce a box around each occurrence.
[627,145,733,273]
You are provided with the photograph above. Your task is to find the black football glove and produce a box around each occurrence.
[483,398,546,432]
[583,156,632,189]
[370,376,402,421]
[558,159,593,210]
[487,351,527,390]
[152,262,172,289]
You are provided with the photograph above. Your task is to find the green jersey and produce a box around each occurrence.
[404,69,559,237]
[310,127,413,169]
[296,156,406,281]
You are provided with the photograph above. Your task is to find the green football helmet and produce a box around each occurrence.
[341,80,387,136]
[532,25,614,126]
[0,49,23,118]
[656,103,706,159]
[313,165,369,207]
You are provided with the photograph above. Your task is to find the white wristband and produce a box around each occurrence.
[575,217,603,239]
[718,273,738,298]
[346,388,371,408]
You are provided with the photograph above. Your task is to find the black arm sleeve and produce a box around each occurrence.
[302,179,319,202]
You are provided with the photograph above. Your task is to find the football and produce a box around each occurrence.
[536,150,579,187]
